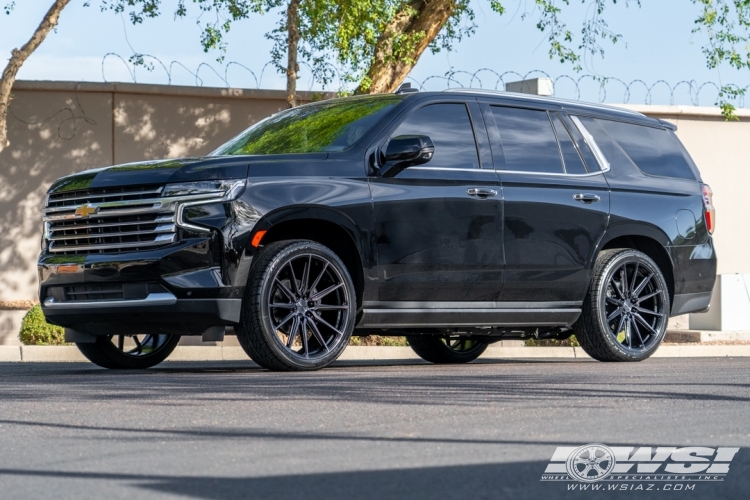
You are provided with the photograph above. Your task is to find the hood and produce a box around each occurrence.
[47,153,328,194]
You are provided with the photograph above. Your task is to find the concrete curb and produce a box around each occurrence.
[665,330,750,343]
[2,344,750,363]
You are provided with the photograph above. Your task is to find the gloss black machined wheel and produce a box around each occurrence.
[76,333,181,369]
[238,240,356,371]
[575,249,670,362]
[604,260,667,351]
[406,335,488,364]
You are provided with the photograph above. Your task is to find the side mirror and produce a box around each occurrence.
[379,135,434,178]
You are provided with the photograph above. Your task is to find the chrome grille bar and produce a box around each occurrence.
[47,234,176,253]
[49,215,174,233]
[50,224,176,241]
[47,186,164,206]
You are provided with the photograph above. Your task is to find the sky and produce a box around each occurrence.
[1,0,748,107]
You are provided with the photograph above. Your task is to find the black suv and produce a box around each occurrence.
[38,90,717,371]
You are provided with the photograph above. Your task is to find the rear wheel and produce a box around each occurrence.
[76,334,180,369]
[574,249,670,362]
[238,240,356,371]
[407,336,488,364]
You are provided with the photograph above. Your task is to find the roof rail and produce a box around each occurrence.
[442,88,644,117]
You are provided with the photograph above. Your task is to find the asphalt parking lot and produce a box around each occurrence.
[1,357,748,499]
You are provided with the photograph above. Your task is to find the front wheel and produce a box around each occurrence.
[237,240,357,371]
[574,249,670,362]
[76,334,180,369]
[407,336,488,364]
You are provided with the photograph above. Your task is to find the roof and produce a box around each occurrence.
[437,88,660,126]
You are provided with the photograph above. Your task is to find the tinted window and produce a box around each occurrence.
[490,107,564,174]
[576,117,636,171]
[550,113,588,174]
[390,103,479,169]
[211,95,403,155]
[596,119,697,180]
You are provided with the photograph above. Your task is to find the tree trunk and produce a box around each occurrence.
[286,0,302,108]
[356,0,457,94]
[0,0,71,153]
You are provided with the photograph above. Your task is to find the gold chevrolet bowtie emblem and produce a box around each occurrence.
[74,204,99,218]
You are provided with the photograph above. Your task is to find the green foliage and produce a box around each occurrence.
[101,1,272,64]
[19,304,65,346]
[520,1,640,72]
[691,0,750,119]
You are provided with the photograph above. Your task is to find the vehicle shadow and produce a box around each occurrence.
[1,359,750,407]
[0,455,746,500]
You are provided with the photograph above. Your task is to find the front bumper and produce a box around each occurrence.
[38,237,249,335]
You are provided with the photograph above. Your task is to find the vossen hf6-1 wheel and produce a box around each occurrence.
[238,240,357,371]
[574,249,670,362]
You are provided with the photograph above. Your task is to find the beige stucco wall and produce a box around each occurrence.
[0,83,746,309]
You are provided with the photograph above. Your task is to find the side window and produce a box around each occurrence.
[575,117,634,172]
[596,119,697,180]
[550,113,588,174]
[390,103,479,169]
[490,106,564,174]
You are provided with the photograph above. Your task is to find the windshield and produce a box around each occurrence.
[210,95,404,156]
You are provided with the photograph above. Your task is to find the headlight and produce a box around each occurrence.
[165,179,247,234]
[162,179,246,200]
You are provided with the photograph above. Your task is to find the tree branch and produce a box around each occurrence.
[0,0,72,152]
[356,0,457,94]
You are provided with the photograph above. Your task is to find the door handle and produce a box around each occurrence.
[467,188,498,199]
[573,193,601,204]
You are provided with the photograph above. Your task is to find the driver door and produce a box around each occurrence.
[369,100,504,303]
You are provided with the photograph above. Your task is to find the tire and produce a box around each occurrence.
[407,336,488,364]
[574,249,670,362]
[237,240,357,371]
[76,334,180,369]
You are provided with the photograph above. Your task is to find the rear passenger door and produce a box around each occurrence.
[370,100,504,303]
[482,104,610,303]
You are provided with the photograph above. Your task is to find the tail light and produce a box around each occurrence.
[701,184,715,234]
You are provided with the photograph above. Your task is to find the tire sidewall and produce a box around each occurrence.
[253,241,356,370]
[594,251,670,361]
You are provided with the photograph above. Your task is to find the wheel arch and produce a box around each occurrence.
[248,206,368,311]
[597,227,675,308]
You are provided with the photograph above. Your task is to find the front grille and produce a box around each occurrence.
[48,283,168,302]
[43,185,177,254]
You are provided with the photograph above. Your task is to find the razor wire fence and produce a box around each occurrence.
[102,53,748,108]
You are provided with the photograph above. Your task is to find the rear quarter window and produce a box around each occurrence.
[595,119,697,180]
